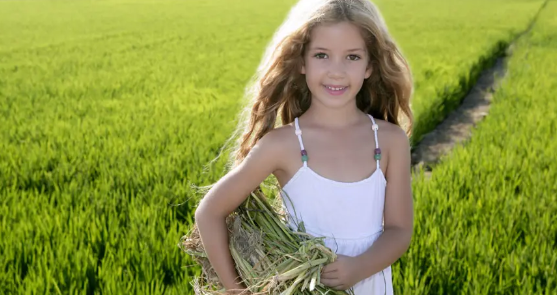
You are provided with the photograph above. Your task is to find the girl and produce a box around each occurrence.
[195,0,414,294]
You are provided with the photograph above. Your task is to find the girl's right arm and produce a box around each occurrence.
[194,130,285,292]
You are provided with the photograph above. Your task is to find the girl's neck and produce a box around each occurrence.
[302,101,364,130]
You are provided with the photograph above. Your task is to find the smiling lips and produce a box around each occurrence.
[325,85,346,90]
[324,84,348,95]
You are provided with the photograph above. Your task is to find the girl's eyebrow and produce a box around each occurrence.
[310,47,366,53]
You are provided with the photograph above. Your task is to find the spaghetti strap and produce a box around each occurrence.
[367,114,381,170]
[294,117,308,167]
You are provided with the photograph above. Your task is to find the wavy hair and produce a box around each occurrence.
[201,0,413,191]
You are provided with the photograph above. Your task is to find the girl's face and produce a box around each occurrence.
[302,21,372,108]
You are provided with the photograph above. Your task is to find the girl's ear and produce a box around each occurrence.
[301,63,306,74]
[365,65,372,79]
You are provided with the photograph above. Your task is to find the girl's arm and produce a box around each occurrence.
[194,130,285,291]
[355,126,414,279]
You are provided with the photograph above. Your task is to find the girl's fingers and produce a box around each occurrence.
[320,270,338,279]
[321,264,337,273]
[320,277,342,288]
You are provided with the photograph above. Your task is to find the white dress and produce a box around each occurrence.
[280,114,393,295]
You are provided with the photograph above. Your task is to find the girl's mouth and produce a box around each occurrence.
[324,85,348,96]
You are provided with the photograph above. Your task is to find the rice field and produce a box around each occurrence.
[0,0,554,294]
[403,1,557,293]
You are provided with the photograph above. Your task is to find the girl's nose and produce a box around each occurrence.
[327,59,347,78]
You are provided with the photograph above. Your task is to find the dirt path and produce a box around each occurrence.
[409,0,549,177]
[410,55,508,177]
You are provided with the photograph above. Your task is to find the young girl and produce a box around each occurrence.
[195,0,414,294]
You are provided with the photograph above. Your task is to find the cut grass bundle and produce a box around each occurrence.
[179,187,354,295]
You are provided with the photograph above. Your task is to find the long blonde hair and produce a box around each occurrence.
[203,0,413,190]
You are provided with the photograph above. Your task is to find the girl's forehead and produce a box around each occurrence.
[308,22,367,50]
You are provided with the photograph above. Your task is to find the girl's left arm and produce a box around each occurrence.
[355,126,414,279]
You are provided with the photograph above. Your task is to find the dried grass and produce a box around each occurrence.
[179,187,353,295]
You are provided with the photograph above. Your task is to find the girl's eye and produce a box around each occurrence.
[314,53,361,61]
[313,53,361,60]
[314,53,328,59]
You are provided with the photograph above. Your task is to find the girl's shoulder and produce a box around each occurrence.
[256,123,302,174]
[374,118,410,154]
[374,118,408,139]
[257,123,300,157]
[373,118,410,175]
[262,123,296,143]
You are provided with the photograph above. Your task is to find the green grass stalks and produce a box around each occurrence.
[179,188,353,294]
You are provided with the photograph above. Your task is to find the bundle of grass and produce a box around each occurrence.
[179,187,354,295]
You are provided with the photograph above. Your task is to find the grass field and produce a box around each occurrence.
[0,0,553,294]
[402,1,557,293]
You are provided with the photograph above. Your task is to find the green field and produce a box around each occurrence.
[402,2,557,293]
[0,0,555,294]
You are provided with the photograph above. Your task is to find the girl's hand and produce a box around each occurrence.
[320,254,362,290]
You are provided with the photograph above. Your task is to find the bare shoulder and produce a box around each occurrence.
[249,124,298,171]
[375,119,410,174]
[256,124,295,153]
[377,119,409,146]
[261,123,296,143]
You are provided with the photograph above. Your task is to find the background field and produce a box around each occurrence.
[0,0,554,294]
[399,1,557,293]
